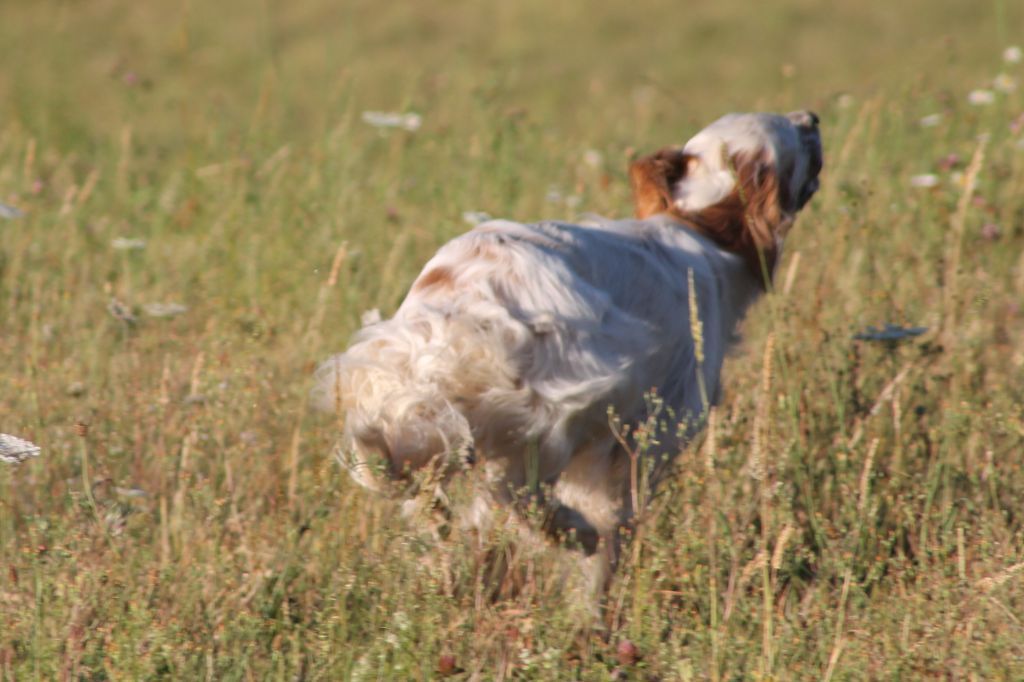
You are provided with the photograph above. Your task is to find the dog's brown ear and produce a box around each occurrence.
[629,148,692,219]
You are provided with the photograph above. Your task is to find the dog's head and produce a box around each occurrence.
[630,111,822,285]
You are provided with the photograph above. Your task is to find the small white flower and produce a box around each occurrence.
[1004,45,1023,64]
[836,93,855,110]
[919,113,943,128]
[545,187,563,204]
[994,73,1018,93]
[111,237,146,251]
[0,203,24,219]
[114,486,148,498]
[0,434,41,464]
[582,149,603,169]
[909,174,940,188]
[361,111,422,132]
[461,210,491,226]
[360,308,382,327]
[967,89,996,106]
[393,610,410,631]
[143,302,188,318]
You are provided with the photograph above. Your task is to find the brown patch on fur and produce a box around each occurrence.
[413,266,455,292]
[629,147,792,288]
[686,150,792,286]
[629,147,693,219]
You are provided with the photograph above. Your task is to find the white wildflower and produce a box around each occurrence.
[461,210,492,226]
[143,302,188,318]
[582,149,603,169]
[545,187,563,203]
[111,237,146,251]
[1004,45,1023,64]
[361,111,422,132]
[114,486,148,498]
[909,174,940,188]
[0,434,41,464]
[919,113,943,128]
[967,89,996,106]
[994,73,1018,93]
[0,203,24,219]
[836,93,855,110]
[393,610,410,631]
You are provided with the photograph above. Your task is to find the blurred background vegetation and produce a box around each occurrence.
[1,0,1023,678]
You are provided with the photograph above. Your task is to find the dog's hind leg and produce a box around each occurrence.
[550,439,632,608]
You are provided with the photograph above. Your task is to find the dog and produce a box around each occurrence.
[315,111,822,595]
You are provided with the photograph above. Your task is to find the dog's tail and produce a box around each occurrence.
[314,312,512,493]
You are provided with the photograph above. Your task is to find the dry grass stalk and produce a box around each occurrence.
[857,437,879,515]
[171,351,206,555]
[291,241,348,505]
[781,250,801,296]
[22,137,36,182]
[704,407,721,682]
[116,125,133,198]
[942,134,988,345]
[76,168,100,208]
[823,569,853,682]
[688,268,709,410]
[771,524,794,571]
[976,562,1024,594]
[848,362,912,449]
[754,332,776,676]
[836,96,879,172]
[750,333,775,482]
[723,550,767,622]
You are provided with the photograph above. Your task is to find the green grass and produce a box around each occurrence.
[2,0,1024,678]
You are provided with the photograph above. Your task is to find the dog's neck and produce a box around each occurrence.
[659,209,782,290]
[655,209,774,286]
[648,212,770,340]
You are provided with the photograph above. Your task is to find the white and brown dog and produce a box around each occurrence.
[316,111,822,592]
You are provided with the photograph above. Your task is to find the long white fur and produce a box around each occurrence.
[314,111,821,594]
[316,217,754,471]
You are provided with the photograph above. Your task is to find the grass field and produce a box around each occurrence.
[2,0,1024,678]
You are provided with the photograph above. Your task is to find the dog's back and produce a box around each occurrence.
[314,216,752,495]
